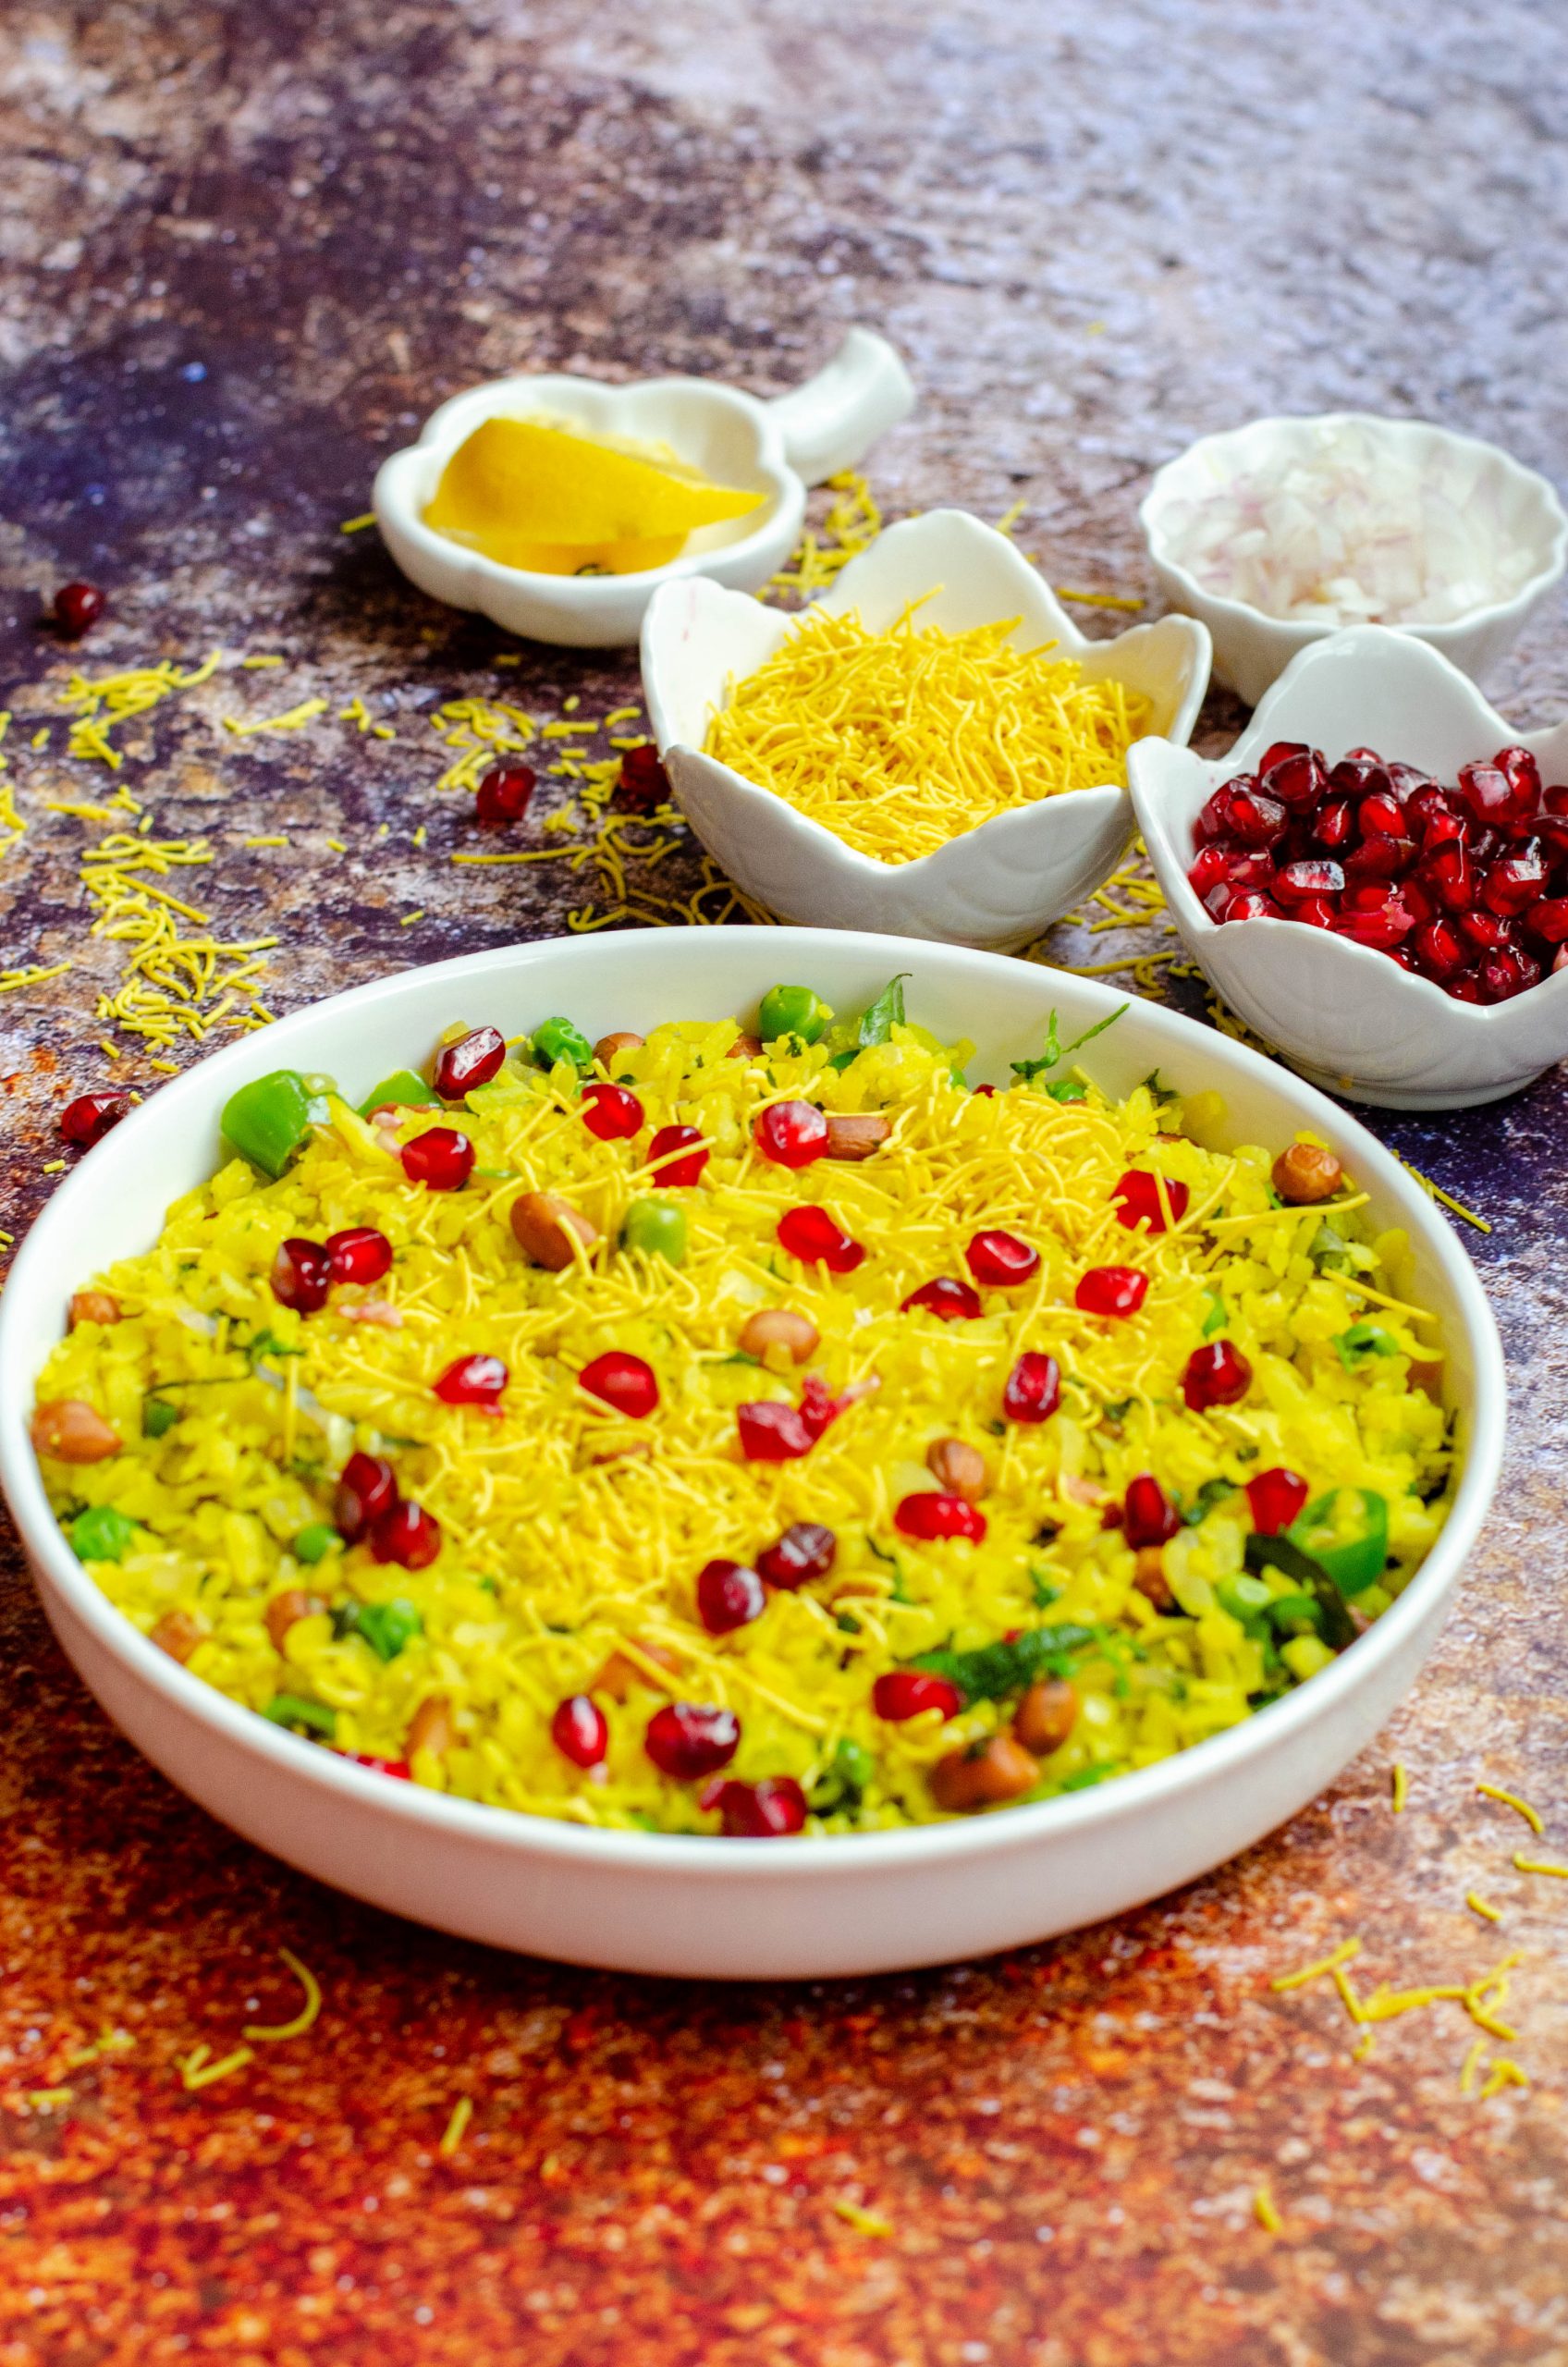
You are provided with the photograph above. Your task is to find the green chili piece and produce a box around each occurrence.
[1043,1078,1087,1103]
[68,1505,138,1564]
[1217,1574,1274,1624]
[262,1693,337,1738]
[620,1197,687,1265]
[221,1070,313,1178]
[533,1017,594,1071]
[1243,1531,1357,1649]
[141,1396,179,1440]
[348,1599,423,1662]
[292,1522,341,1566]
[1288,1489,1389,1595]
[758,984,832,1046]
[358,1069,438,1119]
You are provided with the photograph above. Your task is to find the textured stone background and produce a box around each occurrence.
[3,3,1568,2361]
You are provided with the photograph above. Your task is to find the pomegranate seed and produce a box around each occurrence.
[973,1084,997,1098]
[1420,842,1474,914]
[900,1275,983,1321]
[551,1694,608,1768]
[646,1123,708,1185]
[874,1671,962,1721]
[1343,834,1415,881]
[1312,799,1354,852]
[1260,747,1326,809]
[1074,1265,1148,1318]
[401,1128,474,1190]
[341,1752,412,1779]
[644,1701,739,1779]
[1112,1170,1190,1233]
[60,1090,129,1148]
[325,1227,392,1287]
[1122,1474,1180,1549]
[474,760,536,828]
[1358,792,1405,840]
[1497,744,1541,801]
[1275,858,1343,903]
[1459,909,1514,952]
[580,1080,644,1140]
[756,1522,837,1588]
[753,1100,829,1169]
[335,1452,398,1542]
[1335,888,1418,949]
[434,1352,508,1408]
[1188,841,1237,899]
[735,1376,844,1461]
[964,1229,1040,1287]
[1245,1466,1309,1534]
[1194,784,1241,842]
[894,1492,986,1543]
[372,1500,442,1568]
[1412,916,1466,977]
[271,1236,332,1313]
[707,1775,808,1836]
[1478,946,1541,1002]
[1482,844,1549,915]
[1328,752,1390,798]
[578,1350,658,1419]
[1002,1352,1061,1424]
[1226,789,1288,848]
[1220,889,1285,922]
[1447,969,1485,1003]
[696,1558,767,1635]
[777,1205,866,1273]
[434,1025,506,1099]
[1182,1340,1253,1410]
[54,581,106,637]
[1525,896,1568,944]
[1290,895,1338,929]
[1458,759,1531,829]
[619,742,668,812]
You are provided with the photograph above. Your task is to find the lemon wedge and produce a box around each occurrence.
[425,417,765,576]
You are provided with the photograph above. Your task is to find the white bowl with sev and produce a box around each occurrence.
[641,510,1211,950]
[0,926,1501,1979]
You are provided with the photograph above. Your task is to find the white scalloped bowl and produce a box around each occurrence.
[1140,412,1568,705]
[641,510,1211,950]
[0,928,1503,1977]
[1130,626,1568,1110]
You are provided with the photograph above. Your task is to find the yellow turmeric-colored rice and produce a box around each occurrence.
[31,981,1452,1836]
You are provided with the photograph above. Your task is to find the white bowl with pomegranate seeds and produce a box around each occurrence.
[1140,412,1568,705]
[1130,627,1568,1110]
[0,926,1503,1978]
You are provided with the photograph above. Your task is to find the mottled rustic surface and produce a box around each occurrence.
[3,3,1568,2361]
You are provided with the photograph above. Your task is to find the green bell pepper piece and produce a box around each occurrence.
[358,1069,437,1119]
[620,1196,687,1265]
[221,1069,313,1177]
[1288,1489,1389,1595]
[758,984,833,1047]
[68,1505,138,1564]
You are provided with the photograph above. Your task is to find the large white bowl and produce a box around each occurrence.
[0,928,1503,1979]
[641,510,1211,950]
[1130,626,1568,1110]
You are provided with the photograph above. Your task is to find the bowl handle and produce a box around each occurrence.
[763,329,915,484]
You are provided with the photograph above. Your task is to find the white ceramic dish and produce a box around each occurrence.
[1140,411,1568,706]
[0,927,1502,1978]
[1130,625,1568,1110]
[641,510,1211,950]
[372,328,914,649]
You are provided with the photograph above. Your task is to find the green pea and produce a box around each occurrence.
[68,1505,138,1564]
[142,1396,179,1440]
[221,1069,313,1178]
[342,1599,423,1662]
[758,985,831,1047]
[620,1197,687,1265]
[533,1017,594,1071]
[261,1693,337,1738]
[293,1522,341,1566]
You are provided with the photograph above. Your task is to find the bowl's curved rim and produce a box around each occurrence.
[0,928,1506,1880]
[1138,409,1568,643]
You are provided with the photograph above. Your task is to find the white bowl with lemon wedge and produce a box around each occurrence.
[372,329,915,648]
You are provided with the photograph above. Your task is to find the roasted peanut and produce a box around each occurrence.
[406,1696,454,1759]
[824,1112,891,1162]
[68,1290,120,1331]
[30,1399,121,1463]
[1014,1677,1079,1758]
[265,1589,325,1652]
[739,1306,819,1365]
[510,1190,599,1271]
[592,1638,680,1702]
[150,1610,205,1664]
[930,1734,1041,1812]
[1271,1141,1343,1205]
[925,1436,990,1503]
[594,1031,644,1069]
[729,1033,763,1060]
[1132,1546,1175,1612]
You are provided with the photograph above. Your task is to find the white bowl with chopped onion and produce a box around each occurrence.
[641,510,1211,950]
[1141,413,1566,706]
[0,926,1503,1976]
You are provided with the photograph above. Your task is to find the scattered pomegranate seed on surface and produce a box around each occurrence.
[325,1226,393,1287]
[1001,1351,1061,1424]
[1111,1171,1190,1234]
[53,581,105,637]
[434,1026,507,1099]
[734,1377,848,1461]
[271,1236,332,1313]
[578,1350,658,1419]
[873,1671,962,1722]
[1182,1340,1253,1410]
[335,1452,399,1542]
[777,1204,865,1272]
[964,1229,1040,1287]
[580,1079,644,1140]
[400,1127,474,1191]
[1074,1265,1148,1318]
[1245,1466,1309,1534]
[1122,1475,1181,1549]
[705,1775,809,1837]
[646,1122,708,1185]
[696,1558,767,1635]
[371,1500,442,1568]
[900,1275,984,1321]
[434,1352,508,1408]
[644,1701,740,1779]
[756,1521,837,1588]
[618,742,668,811]
[473,759,535,828]
[894,1492,986,1544]
[753,1100,829,1168]
[551,1694,608,1768]
[60,1090,129,1148]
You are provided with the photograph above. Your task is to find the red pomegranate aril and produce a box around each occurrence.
[54,581,106,637]
[1482,846,1549,915]
[1525,896,1568,945]
[579,1350,658,1419]
[1227,790,1288,848]
[1002,1351,1061,1425]
[708,1775,808,1837]
[1497,745,1541,799]
[1259,741,1307,775]
[965,1228,1040,1286]
[1329,752,1391,799]
[1275,858,1343,903]
[901,1275,984,1321]
[1075,1265,1148,1318]
[1182,1340,1253,1411]
[1246,1466,1309,1535]
[1387,945,1420,972]
[271,1236,332,1313]
[1260,747,1326,809]
[645,1701,740,1780]
[1112,1170,1190,1234]
[696,1558,767,1635]
[757,1521,837,1588]
[372,1500,442,1569]
[1312,799,1354,852]
[1358,792,1405,840]
[1343,833,1415,881]
[646,1123,708,1185]
[434,1025,506,1099]
[778,1205,865,1273]
[401,1127,474,1191]
[1412,916,1466,977]
[1545,784,1568,817]
[335,1451,398,1541]
[1447,969,1485,1003]
[1292,896,1338,928]
[1122,1474,1180,1549]
[1479,947,1541,1003]
[1423,843,1473,912]
[895,1492,987,1543]
[1204,880,1238,922]
[341,1752,412,1779]
[753,1100,829,1169]
[1188,841,1236,899]
[618,742,668,812]
[60,1090,129,1148]
[551,1694,608,1768]
[1458,759,1532,829]
[874,1671,962,1722]
[1459,909,1514,952]
[1221,889,1285,922]
[737,1401,815,1461]
[474,760,536,827]
[580,1080,644,1140]
[434,1352,508,1408]
[325,1226,393,1288]
[1195,784,1241,843]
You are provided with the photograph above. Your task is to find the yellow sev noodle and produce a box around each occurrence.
[704,606,1151,865]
